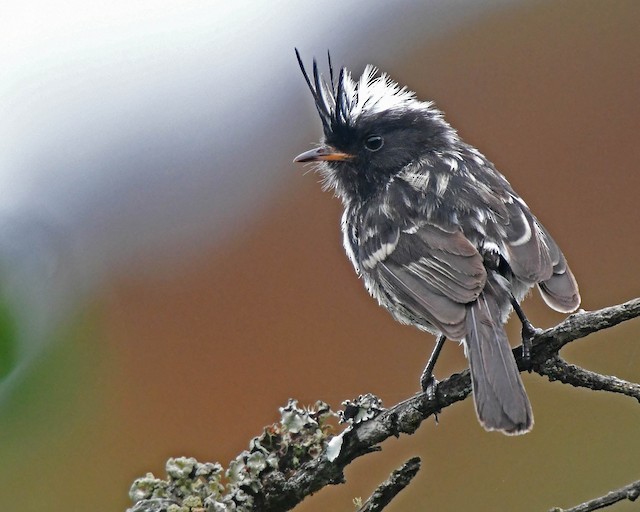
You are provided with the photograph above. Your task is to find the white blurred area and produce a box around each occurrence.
[0,0,521,395]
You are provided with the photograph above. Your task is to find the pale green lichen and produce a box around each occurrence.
[127,399,336,512]
[340,393,383,424]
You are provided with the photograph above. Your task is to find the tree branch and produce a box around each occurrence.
[527,298,640,359]
[261,298,640,510]
[537,356,640,402]
[550,478,640,512]
[356,457,421,512]
[126,297,640,512]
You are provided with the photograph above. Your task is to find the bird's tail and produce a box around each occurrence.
[465,289,533,435]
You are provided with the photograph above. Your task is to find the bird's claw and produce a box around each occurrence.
[420,369,438,393]
[521,322,542,370]
[420,374,441,424]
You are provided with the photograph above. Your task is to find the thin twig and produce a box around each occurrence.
[549,478,640,512]
[356,457,421,512]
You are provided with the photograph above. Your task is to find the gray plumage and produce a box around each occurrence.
[294,51,580,434]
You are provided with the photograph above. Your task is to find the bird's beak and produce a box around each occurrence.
[293,146,353,163]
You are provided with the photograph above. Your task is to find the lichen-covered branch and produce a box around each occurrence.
[126,297,640,512]
[550,478,640,512]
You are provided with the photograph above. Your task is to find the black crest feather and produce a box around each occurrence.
[295,49,350,137]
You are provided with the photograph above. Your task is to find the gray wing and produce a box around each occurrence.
[361,220,486,340]
[500,195,580,313]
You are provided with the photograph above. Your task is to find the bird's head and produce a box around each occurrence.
[294,50,458,203]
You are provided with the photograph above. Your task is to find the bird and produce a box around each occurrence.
[293,50,580,435]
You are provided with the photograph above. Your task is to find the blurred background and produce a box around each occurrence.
[1,1,639,510]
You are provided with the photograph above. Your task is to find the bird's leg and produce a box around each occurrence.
[510,297,537,362]
[420,334,446,396]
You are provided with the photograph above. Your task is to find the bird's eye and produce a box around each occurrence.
[364,135,384,152]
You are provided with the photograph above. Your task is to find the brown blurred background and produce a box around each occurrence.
[2,1,639,511]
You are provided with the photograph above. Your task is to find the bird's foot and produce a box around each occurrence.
[510,297,541,370]
[420,370,438,396]
[420,373,440,424]
[520,320,543,370]
[521,319,535,360]
[420,334,446,424]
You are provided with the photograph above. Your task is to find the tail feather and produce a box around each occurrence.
[465,291,533,435]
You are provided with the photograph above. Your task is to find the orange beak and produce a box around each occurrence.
[293,146,353,163]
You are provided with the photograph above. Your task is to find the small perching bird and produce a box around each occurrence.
[293,50,580,435]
